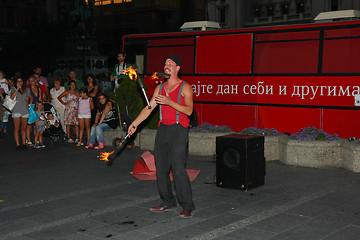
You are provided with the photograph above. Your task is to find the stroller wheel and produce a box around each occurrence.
[112,138,122,147]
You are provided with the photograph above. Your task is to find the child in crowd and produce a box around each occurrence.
[0,92,7,136]
[77,88,94,146]
[0,71,9,95]
[0,110,10,135]
[45,112,64,137]
[7,77,15,91]
[57,80,79,143]
[34,101,48,148]
[46,113,60,128]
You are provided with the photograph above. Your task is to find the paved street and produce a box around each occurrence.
[1,124,360,240]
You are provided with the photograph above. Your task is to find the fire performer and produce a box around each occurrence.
[128,55,195,218]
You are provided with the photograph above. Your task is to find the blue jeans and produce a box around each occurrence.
[89,123,111,144]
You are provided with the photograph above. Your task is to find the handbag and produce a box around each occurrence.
[28,104,40,124]
[2,95,16,111]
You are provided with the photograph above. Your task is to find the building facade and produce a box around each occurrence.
[0,0,74,75]
[207,0,360,29]
[93,0,206,57]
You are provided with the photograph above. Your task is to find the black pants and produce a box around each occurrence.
[154,123,194,211]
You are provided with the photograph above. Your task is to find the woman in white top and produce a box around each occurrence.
[49,77,66,133]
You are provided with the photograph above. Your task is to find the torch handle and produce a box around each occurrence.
[107,129,134,166]
[141,88,151,109]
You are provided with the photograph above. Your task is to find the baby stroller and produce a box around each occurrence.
[110,99,133,147]
[43,102,66,143]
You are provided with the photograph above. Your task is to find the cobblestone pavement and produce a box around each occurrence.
[1,124,360,240]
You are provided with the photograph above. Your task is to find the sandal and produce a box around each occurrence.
[85,143,93,149]
[75,139,79,143]
[94,142,104,149]
[27,141,33,146]
[67,139,74,143]
[76,142,84,147]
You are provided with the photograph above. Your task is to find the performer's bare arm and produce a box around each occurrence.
[128,85,160,135]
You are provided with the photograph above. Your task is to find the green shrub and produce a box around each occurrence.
[290,127,338,141]
[240,127,281,136]
[109,75,159,129]
[189,122,232,133]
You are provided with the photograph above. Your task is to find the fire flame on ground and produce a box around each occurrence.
[122,66,137,80]
[98,151,114,162]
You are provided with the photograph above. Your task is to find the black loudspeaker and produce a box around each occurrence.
[216,134,265,190]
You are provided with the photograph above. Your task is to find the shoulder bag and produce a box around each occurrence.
[2,95,16,111]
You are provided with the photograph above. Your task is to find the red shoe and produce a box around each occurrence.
[94,142,104,149]
[85,143,94,149]
[179,209,194,218]
[149,205,177,213]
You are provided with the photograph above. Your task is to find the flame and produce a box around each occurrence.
[98,151,114,162]
[151,72,159,80]
[122,66,137,80]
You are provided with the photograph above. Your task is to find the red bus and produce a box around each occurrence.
[122,20,360,138]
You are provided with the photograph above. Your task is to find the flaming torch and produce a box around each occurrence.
[151,72,167,80]
[98,128,135,166]
[151,72,159,80]
[122,66,151,109]
[98,151,115,162]
[122,65,138,81]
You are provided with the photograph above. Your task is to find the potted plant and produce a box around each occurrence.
[279,127,342,168]
[140,122,234,156]
[240,127,284,161]
[188,123,234,156]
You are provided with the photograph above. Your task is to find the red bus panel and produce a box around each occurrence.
[193,103,358,137]
[147,38,194,46]
[255,31,319,41]
[322,38,360,73]
[125,20,360,138]
[146,45,194,74]
[286,31,319,40]
[195,34,252,74]
[255,32,287,41]
[324,27,360,38]
[254,40,319,73]
[323,109,360,137]
[182,76,358,107]
[194,103,256,132]
[257,106,322,134]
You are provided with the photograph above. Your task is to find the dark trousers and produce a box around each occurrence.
[154,123,194,211]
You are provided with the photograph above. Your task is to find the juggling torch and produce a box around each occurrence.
[99,128,134,167]
[137,78,151,109]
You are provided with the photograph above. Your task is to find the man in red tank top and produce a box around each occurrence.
[128,55,195,218]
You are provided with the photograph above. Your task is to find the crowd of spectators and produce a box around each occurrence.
[0,68,118,150]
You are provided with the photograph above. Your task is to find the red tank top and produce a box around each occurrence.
[159,81,190,128]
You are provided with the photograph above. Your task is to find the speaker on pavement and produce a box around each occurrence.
[216,134,265,190]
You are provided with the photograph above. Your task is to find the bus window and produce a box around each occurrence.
[322,28,360,73]
[195,34,252,74]
[146,46,194,74]
[323,38,360,73]
[254,31,320,74]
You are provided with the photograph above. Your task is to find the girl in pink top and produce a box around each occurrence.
[77,88,94,146]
